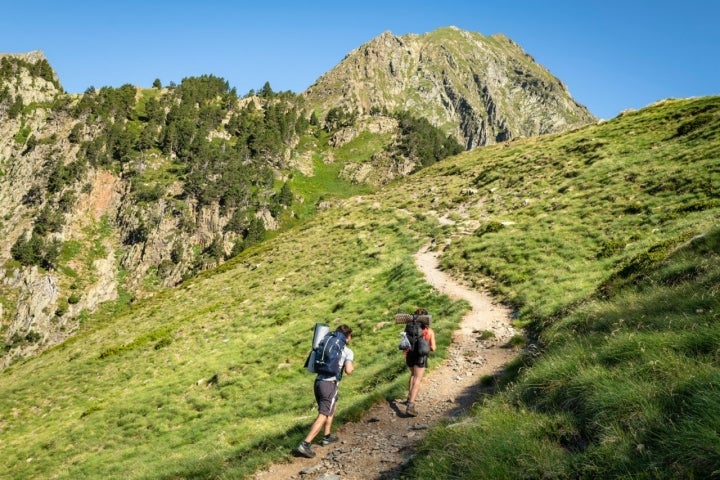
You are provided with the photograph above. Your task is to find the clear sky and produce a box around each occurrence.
[2,1,718,120]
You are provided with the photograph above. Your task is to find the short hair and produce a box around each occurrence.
[336,324,353,337]
[414,308,428,316]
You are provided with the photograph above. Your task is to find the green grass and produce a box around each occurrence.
[433,97,720,322]
[410,228,720,478]
[403,97,720,478]
[335,129,392,164]
[0,194,464,479]
[1,96,719,479]
[284,141,375,223]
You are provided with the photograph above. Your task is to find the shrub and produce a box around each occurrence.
[474,221,504,237]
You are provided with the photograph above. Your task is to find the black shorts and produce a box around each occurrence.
[405,351,428,368]
[314,379,339,416]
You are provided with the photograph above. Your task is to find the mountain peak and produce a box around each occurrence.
[304,27,596,148]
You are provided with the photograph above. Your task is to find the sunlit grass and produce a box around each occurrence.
[401,96,720,478]
[410,226,720,478]
[0,193,463,479]
[1,96,719,478]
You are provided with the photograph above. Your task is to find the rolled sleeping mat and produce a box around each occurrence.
[395,313,432,326]
[311,323,330,349]
[307,323,331,374]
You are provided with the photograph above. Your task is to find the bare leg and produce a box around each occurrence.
[408,365,425,404]
[323,415,334,436]
[304,413,328,443]
[407,366,415,401]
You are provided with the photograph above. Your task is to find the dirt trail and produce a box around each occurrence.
[253,244,517,479]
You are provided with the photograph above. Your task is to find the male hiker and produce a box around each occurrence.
[296,324,354,458]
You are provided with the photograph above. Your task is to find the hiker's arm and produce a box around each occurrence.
[429,329,437,351]
[343,360,354,375]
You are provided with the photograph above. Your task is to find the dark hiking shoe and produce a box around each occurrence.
[321,434,339,446]
[296,441,316,458]
[406,402,418,417]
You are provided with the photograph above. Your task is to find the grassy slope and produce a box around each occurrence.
[404,97,720,478]
[435,97,719,322]
[0,190,463,478]
[1,96,718,479]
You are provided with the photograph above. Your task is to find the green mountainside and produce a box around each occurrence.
[1,95,718,478]
[0,27,595,368]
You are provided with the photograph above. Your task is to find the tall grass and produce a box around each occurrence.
[1,96,719,478]
[0,195,464,479]
[408,226,720,477]
[399,97,719,478]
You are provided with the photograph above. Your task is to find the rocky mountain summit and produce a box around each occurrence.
[0,27,598,366]
[304,27,596,149]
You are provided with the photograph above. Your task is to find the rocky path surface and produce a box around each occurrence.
[252,245,517,480]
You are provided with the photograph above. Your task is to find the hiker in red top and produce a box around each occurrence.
[404,308,436,416]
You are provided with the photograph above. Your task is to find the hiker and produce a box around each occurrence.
[404,308,436,417]
[296,324,354,458]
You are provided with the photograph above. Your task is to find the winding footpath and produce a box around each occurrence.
[253,244,517,479]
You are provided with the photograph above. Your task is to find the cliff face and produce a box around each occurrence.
[0,52,88,364]
[304,27,596,149]
[0,54,242,365]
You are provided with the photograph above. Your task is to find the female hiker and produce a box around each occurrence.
[404,308,436,416]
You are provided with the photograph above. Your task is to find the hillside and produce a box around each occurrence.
[1,95,718,479]
[0,27,596,368]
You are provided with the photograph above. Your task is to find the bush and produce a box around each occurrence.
[474,221,504,237]
[55,301,68,317]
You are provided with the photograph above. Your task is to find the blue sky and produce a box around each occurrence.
[2,1,718,120]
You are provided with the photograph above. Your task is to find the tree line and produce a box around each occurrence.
[8,69,462,272]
